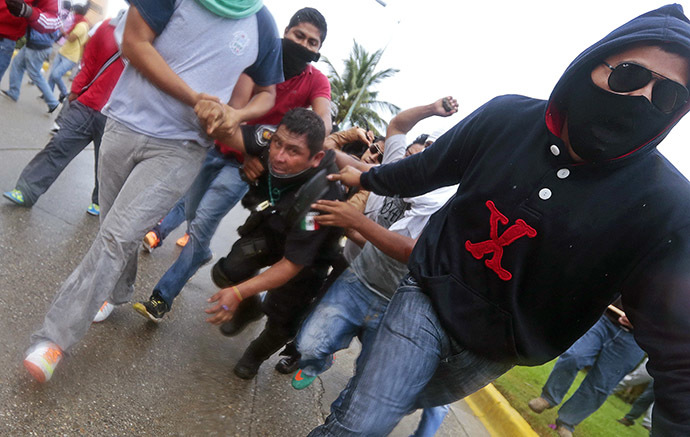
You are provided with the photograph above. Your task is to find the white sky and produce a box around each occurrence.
[105,0,690,176]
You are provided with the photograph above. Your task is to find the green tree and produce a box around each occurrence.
[325,40,400,133]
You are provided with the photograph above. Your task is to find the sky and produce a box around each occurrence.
[105,0,690,176]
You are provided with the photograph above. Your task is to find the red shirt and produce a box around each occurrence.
[218,64,331,158]
[0,0,60,41]
[71,20,125,112]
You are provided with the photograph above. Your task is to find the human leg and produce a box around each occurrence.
[152,154,248,309]
[28,120,206,355]
[15,101,99,205]
[556,319,645,431]
[25,47,59,108]
[47,54,75,97]
[413,405,451,437]
[309,278,509,437]
[625,381,655,422]
[89,112,106,205]
[6,46,27,100]
[538,317,608,407]
[0,38,16,81]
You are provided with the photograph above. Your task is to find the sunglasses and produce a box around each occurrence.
[603,61,689,114]
[369,143,383,155]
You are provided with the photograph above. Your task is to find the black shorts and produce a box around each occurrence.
[241,124,277,154]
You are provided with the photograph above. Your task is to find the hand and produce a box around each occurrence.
[433,96,459,117]
[67,92,78,102]
[242,155,265,181]
[327,165,362,188]
[205,287,240,325]
[618,315,634,329]
[312,199,364,229]
[195,99,239,138]
[6,0,32,17]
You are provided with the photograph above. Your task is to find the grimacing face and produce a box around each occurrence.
[284,22,322,53]
[268,125,324,176]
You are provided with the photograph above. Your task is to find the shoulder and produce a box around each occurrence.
[130,0,178,36]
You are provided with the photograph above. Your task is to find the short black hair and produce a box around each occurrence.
[277,108,326,156]
[287,7,327,43]
[412,134,429,145]
[373,135,385,144]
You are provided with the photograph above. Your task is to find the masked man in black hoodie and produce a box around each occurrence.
[309,5,690,436]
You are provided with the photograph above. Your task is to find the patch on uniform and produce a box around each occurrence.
[300,211,320,231]
[254,125,275,148]
[229,31,250,55]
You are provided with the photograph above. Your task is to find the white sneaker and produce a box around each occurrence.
[23,342,63,383]
[93,301,115,323]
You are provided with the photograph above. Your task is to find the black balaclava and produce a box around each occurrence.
[566,72,673,163]
[282,38,320,80]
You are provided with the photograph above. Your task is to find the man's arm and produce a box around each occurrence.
[312,199,415,263]
[121,5,218,108]
[5,0,61,33]
[311,96,332,135]
[386,96,458,139]
[205,257,303,324]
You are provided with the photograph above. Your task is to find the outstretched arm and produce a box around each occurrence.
[386,96,458,139]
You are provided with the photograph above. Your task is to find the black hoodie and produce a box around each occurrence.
[361,5,690,434]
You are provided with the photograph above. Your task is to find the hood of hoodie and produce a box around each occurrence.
[546,4,690,164]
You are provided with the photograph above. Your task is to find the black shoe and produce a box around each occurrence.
[47,103,59,113]
[233,353,263,379]
[219,295,263,337]
[275,353,301,374]
[58,93,66,103]
[2,90,17,102]
[133,295,169,322]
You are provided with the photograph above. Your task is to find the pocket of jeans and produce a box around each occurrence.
[422,274,519,362]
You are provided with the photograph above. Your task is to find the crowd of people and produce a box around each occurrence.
[2,1,690,436]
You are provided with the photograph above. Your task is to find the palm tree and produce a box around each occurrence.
[325,41,400,133]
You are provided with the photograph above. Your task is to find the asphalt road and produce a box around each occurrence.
[0,75,489,436]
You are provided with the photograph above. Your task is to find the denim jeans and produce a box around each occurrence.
[625,381,654,421]
[30,119,207,353]
[16,100,103,205]
[0,37,16,81]
[7,46,59,107]
[154,147,248,308]
[308,276,512,436]
[155,196,186,241]
[48,53,76,98]
[540,316,645,432]
[298,269,450,436]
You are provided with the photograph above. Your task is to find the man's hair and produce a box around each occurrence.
[373,135,385,144]
[277,108,326,156]
[412,134,429,145]
[287,7,327,43]
[73,2,89,15]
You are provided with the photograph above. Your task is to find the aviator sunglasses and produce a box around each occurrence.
[368,142,383,163]
[603,61,689,113]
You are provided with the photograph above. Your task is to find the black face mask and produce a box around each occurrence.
[566,75,672,163]
[282,38,320,80]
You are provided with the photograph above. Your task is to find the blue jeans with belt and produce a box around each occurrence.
[540,316,645,432]
[308,276,513,436]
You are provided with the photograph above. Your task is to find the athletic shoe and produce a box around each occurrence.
[527,396,552,414]
[275,354,300,374]
[47,103,59,113]
[23,342,63,383]
[176,233,190,247]
[142,231,161,253]
[132,295,169,322]
[292,369,317,390]
[1,90,17,102]
[556,425,573,437]
[86,203,100,216]
[3,189,26,205]
[93,301,115,323]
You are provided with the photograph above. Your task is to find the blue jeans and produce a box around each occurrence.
[540,316,645,432]
[298,269,450,436]
[155,196,186,241]
[15,100,103,205]
[0,37,16,81]
[308,276,512,436]
[154,147,248,308]
[47,53,76,98]
[7,46,59,107]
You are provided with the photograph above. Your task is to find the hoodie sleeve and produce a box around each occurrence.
[621,226,690,436]
[26,0,61,33]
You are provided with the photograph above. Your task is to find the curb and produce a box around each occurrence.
[465,383,539,437]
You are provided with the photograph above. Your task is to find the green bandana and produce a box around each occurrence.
[195,0,263,19]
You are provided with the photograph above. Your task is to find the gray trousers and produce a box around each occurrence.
[16,100,104,206]
[30,119,207,353]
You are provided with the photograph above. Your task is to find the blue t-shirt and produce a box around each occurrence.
[103,0,283,145]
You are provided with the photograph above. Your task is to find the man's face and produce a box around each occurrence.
[591,44,690,106]
[269,125,324,176]
[361,139,385,164]
[405,143,425,157]
[284,22,322,53]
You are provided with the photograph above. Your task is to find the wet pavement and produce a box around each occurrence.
[0,77,489,436]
